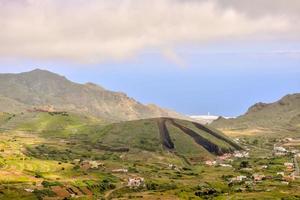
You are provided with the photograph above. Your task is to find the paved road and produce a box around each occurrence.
[294,155,299,176]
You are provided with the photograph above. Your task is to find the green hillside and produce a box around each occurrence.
[0,111,241,162]
[211,93,300,136]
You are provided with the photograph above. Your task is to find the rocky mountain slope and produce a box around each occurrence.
[211,93,300,135]
[0,69,183,121]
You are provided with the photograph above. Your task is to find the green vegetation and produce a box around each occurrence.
[211,93,300,137]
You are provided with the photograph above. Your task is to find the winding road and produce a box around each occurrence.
[293,155,299,176]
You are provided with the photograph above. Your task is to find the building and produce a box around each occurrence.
[218,153,232,161]
[277,172,284,176]
[253,174,265,182]
[284,162,294,171]
[219,164,232,168]
[127,177,145,188]
[205,160,217,166]
[112,168,128,173]
[231,175,247,183]
[274,146,287,153]
[234,151,249,158]
[260,165,268,169]
[80,160,104,170]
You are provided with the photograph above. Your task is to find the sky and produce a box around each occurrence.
[0,0,299,116]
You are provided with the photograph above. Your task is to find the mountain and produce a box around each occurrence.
[0,69,184,121]
[211,93,300,136]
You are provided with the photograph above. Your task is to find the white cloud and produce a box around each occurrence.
[0,0,293,63]
[162,48,187,68]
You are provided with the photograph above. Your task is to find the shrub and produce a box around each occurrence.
[41,181,62,187]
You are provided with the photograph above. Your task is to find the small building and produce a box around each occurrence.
[253,174,265,182]
[274,152,287,156]
[168,164,180,171]
[291,149,299,154]
[281,181,289,185]
[260,165,268,169]
[218,153,232,161]
[231,175,247,183]
[284,162,294,170]
[240,168,253,172]
[219,164,232,168]
[234,151,249,158]
[127,177,145,188]
[277,172,284,176]
[72,159,81,165]
[205,160,217,166]
[24,189,34,193]
[80,160,104,170]
[112,168,128,173]
[274,146,287,153]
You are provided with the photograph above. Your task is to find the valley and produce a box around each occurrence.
[0,110,300,199]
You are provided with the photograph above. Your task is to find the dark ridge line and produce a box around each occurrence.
[157,118,175,150]
[192,122,242,150]
[169,119,228,155]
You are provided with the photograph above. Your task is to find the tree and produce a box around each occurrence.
[240,161,250,168]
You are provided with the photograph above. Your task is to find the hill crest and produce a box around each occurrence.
[0,69,184,121]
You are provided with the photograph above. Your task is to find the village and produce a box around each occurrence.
[202,137,300,191]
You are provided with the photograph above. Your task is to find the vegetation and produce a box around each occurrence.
[0,110,299,199]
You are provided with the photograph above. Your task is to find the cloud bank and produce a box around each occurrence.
[0,0,295,63]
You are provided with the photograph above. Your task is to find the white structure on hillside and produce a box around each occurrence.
[127,177,145,188]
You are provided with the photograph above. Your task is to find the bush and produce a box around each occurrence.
[41,181,62,187]
[194,183,218,198]
[33,189,55,200]
[34,171,44,178]
[240,160,250,168]
[146,181,177,191]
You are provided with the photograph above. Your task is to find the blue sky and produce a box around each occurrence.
[0,0,300,116]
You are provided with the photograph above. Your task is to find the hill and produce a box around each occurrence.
[211,93,300,136]
[0,69,183,121]
[0,112,241,162]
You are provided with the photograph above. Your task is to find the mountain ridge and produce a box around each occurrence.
[0,69,184,121]
[211,93,300,135]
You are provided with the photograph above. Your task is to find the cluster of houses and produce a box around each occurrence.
[272,138,300,182]
[228,172,295,186]
[230,174,267,184]
[273,138,300,156]
[204,151,249,167]
[233,151,249,158]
